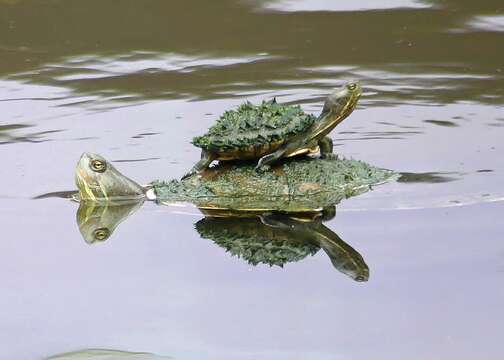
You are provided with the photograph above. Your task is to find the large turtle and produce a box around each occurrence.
[74,153,394,212]
[73,153,376,281]
[183,81,362,178]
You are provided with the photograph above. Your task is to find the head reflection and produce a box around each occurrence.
[76,200,144,244]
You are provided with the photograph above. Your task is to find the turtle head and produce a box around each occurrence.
[75,152,145,202]
[320,81,362,123]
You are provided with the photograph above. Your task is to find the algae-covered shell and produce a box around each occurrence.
[152,157,396,212]
[192,100,316,156]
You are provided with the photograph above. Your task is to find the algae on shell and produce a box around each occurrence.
[192,100,315,151]
[152,157,396,212]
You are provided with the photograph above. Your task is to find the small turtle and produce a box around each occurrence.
[182,81,362,179]
[195,211,369,281]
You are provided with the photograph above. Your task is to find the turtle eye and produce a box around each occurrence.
[90,159,107,173]
[347,83,357,91]
[93,227,110,241]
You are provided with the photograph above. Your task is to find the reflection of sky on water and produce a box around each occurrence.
[48,52,274,81]
[462,15,504,32]
[6,51,504,106]
[1,198,502,360]
[259,0,430,12]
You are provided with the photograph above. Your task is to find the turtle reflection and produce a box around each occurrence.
[196,207,369,282]
[76,200,144,244]
[75,202,368,282]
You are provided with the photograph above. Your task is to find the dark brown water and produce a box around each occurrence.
[1,1,503,359]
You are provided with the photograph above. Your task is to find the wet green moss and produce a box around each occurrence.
[192,100,315,151]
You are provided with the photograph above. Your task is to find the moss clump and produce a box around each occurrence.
[192,100,315,151]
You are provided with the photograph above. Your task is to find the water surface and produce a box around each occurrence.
[1,0,503,359]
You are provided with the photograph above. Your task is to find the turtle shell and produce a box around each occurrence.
[152,157,397,212]
[192,100,316,154]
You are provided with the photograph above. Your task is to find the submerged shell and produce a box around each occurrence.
[152,157,396,212]
[192,100,316,152]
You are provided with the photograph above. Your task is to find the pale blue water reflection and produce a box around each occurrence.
[1,0,503,359]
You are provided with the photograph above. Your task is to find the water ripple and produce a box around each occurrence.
[454,15,504,33]
[51,51,275,80]
[258,0,430,12]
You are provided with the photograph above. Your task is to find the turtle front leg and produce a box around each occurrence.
[319,136,337,159]
[181,150,216,179]
[255,148,286,171]
[259,213,292,228]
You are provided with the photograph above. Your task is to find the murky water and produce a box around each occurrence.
[1,1,503,359]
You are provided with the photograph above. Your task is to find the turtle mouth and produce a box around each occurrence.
[76,168,103,201]
[339,92,361,118]
[354,88,363,100]
[354,274,369,282]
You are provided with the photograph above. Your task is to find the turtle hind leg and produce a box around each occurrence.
[319,136,337,159]
[181,150,216,180]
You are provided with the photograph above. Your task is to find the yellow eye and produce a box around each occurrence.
[93,227,110,241]
[90,159,107,173]
[347,83,357,91]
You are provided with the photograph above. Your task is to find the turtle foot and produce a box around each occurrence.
[181,171,197,180]
[255,164,271,173]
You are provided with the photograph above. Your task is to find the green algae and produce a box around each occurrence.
[192,100,315,151]
[152,157,396,211]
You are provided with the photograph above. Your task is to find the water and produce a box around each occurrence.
[1,0,503,359]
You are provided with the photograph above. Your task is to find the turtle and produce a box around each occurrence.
[73,153,375,280]
[195,211,369,281]
[74,152,395,212]
[76,200,144,243]
[182,81,362,179]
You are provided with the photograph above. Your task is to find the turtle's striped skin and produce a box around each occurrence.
[183,81,362,179]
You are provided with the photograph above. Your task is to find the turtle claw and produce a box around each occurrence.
[181,171,197,180]
[255,164,271,173]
